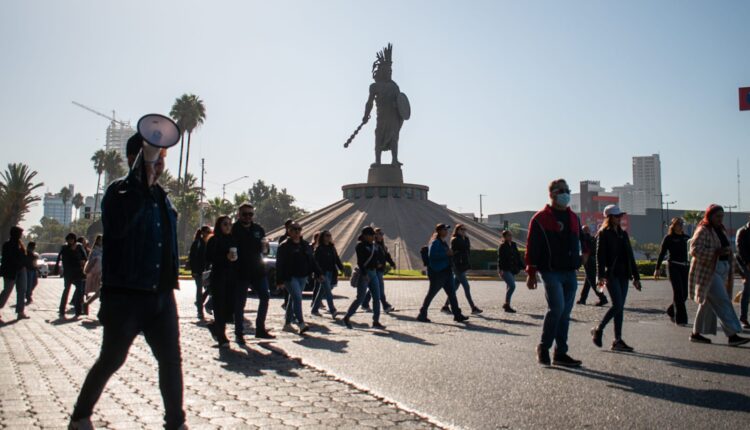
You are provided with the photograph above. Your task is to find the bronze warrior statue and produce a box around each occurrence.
[344,43,410,166]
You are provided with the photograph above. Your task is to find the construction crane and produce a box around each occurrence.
[72,101,129,126]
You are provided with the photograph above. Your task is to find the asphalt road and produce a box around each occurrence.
[261,279,750,429]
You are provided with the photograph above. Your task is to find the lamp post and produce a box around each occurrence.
[725,204,738,239]
[479,194,487,224]
[664,200,677,227]
[656,193,669,237]
[222,175,249,202]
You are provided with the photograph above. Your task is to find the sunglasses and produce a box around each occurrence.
[290,227,302,232]
[240,212,254,217]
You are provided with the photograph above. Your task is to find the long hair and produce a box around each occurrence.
[93,235,103,248]
[193,228,202,242]
[311,231,321,248]
[452,224,465,238]
[9,226,25,253]
[598,215,619,233]
[699,204,724,229]
[213,216,231,237]
[667,217,684,235]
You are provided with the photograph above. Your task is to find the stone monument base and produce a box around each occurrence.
[368,164,404,184]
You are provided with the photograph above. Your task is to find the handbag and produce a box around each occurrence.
[201,265,212,287]
[350,245,376,287]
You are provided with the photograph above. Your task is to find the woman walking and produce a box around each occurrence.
[362,228,396,312]
[418,224,469,323]
[688,205,749,346]
[591,205,641,352]
[442,224,482,315]
[24,241,39,305]
[83,235,103,313]
[654,217,690,325]
[497,230,524,313]
[276,222,321,334]
[311,230,344,319]
[0,226,29,322]
[188,226,211,319]
[342,227,386,329]
[206,216,238,347]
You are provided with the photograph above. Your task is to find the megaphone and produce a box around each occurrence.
[137,114,181,162]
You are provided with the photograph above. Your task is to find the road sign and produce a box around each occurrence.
[740,87,750,111]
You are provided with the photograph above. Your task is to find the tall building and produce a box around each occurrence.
[43,184,75,226]
[78,194,103,220]
[612,183,635,214]
[577,180,619,227]
[104,122,135,184]
[632,154,661,215]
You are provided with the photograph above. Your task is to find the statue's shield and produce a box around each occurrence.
[397,92,411,120]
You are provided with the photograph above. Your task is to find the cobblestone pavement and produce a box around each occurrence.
[0,278,440,430]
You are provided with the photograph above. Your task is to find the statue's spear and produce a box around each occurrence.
[344,118,368,148]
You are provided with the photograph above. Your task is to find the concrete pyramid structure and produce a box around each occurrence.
[267,164,503,270]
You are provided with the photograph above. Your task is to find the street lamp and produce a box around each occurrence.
[664,200,676,226]
[725,204,738,239]
[656,193,670,237]
[479,194,487,224]
[222,175,249,201]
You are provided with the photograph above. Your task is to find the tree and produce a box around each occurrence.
[0,163,44,242]
[91,149,107,219]
[169,94,206,194]
[59,186,72,226]
[683,210,702,235]
[246,180,308,229]
[27,217,65,253]
[172,191,201,253]
[170,95,191,190]
[635,242,661,261]
[72,193,84,222]
[103,149,126,185]
[204,196,235,225]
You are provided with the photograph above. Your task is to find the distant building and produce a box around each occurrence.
[78,194,103,220]
[43,184,75,226]
[105,122,135,184]
[612,183,635,214]
[632,154,661,215]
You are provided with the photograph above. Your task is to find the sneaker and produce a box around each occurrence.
[384,304,395,313]
[689,333,712,344]
[298,323,309,335]
[331,311,338,320]
[740,319,750,330]
[25,298,33,305]
[68,417,94,430]
[454,315,469,323]
[536,345,551,366]
[361,305,372,313]
[611,339,634,352]
[311,310,322,317]
[440,306,452,315]
[576,299,586,305]
[594,298,608,307]
[471,307,484,315]
[282,323,296,333]
[372,321,386,329]
[416,314,432,323]
[552,353,582,368]
[728,334,750,347]
[255,330,276,340]
[591,327,603,348]
[502,304,516,314]
[342,317,352,329]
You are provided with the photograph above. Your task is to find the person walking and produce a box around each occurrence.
[82,235,103,313]
[417,224,469,323]
[55,233,88,318]
[688,205,749,346]
[525,179,587,367]
[590,205,642,352]
[276,222,322,334]
[497,230,524,313]
[654,217,690,325]
[343,227,388,329]
[577,225,609,306]
[735,216,750,329]
[187,226,211,320]
[441,224,482,315]
[206,216,237,348]
[0,226,29,322]
[362,228,396,313]
[232,203,275,341]
[69,131,186,429]
[24,241,39,305]
[311,230,344,319]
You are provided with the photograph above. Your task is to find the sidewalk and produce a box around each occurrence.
[0,279,439,430]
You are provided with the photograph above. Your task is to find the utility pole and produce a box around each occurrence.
[199,158,206,227]
[656,193,669,237]
[738,158,741,211]
[664,200,677,226]
[725,204,738,239]
[479,194,487,224]
[222,175,249,202]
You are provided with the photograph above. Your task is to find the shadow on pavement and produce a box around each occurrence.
[80,320,101,330]
[48,317,80,326]
[474,314,539,327]
[625,307,668,316]
[293,336,349,353]
[555,367,750,412]
[461,322,525,336]
[373,329,436,346]
[624,352,750,378]
[216,343,302,378]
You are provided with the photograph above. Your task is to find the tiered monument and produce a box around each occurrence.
[268,44,501,269]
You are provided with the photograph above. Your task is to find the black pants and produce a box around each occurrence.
[579,264,606,302]
[237,275,270,335]
[666,262,689,324]
[60,276,84,316]
[419,269,462,318]
[72,290,185,429]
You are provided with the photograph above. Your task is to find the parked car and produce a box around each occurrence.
[264,242,279,295]
[39,253,62,276]
[36,256,49,278]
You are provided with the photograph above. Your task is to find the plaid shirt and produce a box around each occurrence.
[688,225,734,304]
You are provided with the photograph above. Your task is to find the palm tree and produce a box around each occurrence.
[204,197,234,224]
[72,193,85,221]
[91,149,106,219]
[178,94,206,195]
[170,94,192,190]
[103,149,126,185]
[0,163,44,242]
[60,186,72,226]
[683,210,703,236]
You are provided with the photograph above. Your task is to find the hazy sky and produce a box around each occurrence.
[3,0,750,229]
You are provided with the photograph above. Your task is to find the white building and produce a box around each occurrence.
[78,194,103,220]
[612,183,636,214]
[43,184,75,226]
[632,154,662,215]
[105,122,135,184]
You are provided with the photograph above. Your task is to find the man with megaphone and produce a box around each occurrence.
[69,115,187,430]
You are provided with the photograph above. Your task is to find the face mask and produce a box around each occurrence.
[555,192,571,207]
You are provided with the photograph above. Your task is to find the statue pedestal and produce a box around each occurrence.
[367,164,404,185]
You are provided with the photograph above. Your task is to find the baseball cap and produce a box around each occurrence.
[603,204,626,217]
[435,223,451,232]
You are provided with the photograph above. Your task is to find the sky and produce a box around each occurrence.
[2,0,750,230]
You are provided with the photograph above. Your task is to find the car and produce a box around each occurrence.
[263,242,279,295]
[39,252,62,276]
[36,257,49,278]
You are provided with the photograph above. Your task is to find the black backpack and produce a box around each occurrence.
[420,245,430,267]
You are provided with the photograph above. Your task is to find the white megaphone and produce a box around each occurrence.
[137,114,181,162]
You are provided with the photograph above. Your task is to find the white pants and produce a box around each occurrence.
[694,261,742,337]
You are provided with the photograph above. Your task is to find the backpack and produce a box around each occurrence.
[420,245,430,267]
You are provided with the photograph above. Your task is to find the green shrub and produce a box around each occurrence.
[341,262,353,277]
[636,260,665,277]
[469,249,498,270]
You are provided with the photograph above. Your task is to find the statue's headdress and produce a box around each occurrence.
[372,43,393,80]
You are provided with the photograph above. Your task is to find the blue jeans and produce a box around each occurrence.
[445,271,476,309]
[694,261,742,336]
[0,268,27,315]
[312,271,336,314]
[363,271,388,307]
[60,276,85,316]
[26,269,37,301]
[239,276,270,333]
[345,269,381,321]
[420,269,462,318]
[540,270,578,354]
[72,290,184,429]
[598,277,630,340]
[740,277,749,322]
[501,271,516,305]
[284,277,307,325]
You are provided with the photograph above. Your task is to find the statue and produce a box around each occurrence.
[344,43,410,166]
